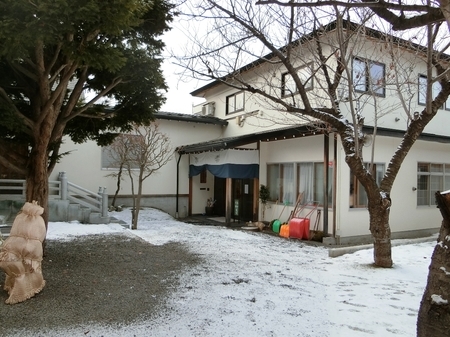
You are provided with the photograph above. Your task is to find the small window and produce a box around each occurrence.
[418,74,443,107]
[281,64,313,97]
[200,169,207,183]
[101,134,142,170]
[352,57,385,97]
[226,91,244,114]
[350,163,385,208]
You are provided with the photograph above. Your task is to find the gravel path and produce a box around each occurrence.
[0,233,201,335]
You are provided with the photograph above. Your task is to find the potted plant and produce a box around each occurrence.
[205,197,216,215]
[259,184,270,221]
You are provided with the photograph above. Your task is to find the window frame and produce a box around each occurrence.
[101,134,142,170]
[226,91,245,115]
[417,162,450,206]
[266,161,334,208]
[281,63,313,98]
[349,163,385,208]
[267,163,295,205]
[352,57,386,97]
[418,74,444,108]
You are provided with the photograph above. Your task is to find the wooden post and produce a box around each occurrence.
[225,178,232,225]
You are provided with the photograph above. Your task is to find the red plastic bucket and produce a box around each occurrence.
[288,218,310,240]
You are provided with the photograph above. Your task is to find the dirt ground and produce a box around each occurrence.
[0,233,201,335]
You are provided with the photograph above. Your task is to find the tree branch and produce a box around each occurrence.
[0,86,34,132]
[256,0,445,30]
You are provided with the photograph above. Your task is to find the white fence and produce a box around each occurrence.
[0,172,108,218]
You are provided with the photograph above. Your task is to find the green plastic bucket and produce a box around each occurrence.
[272,219,282,233]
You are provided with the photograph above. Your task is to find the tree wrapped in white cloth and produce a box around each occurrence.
[0,201,46,304]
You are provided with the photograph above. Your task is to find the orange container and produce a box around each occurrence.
[279,224,290,238]
[288,218,310,240]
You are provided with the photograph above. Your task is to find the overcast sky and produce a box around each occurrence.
[160,21,206,115]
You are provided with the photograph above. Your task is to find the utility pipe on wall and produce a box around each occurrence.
[175,153,182,218]
[323,133,329,235]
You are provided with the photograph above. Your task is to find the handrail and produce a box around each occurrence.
[0,179,26,198]
[0,173,108,218]
[67,182,101,212]
[0,179,61,199]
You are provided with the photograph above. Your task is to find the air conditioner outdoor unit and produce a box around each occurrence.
[201,102,215,116]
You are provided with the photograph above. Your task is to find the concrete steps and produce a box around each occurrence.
[0,200,110,239]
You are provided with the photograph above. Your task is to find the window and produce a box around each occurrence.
[418,74,443,107]
[281,64,313,97]
[226,91,244,114]
[298,162,333,207]
[101,134,142,170]
[349,163,385,208]
[352,57,385,96]
[267,162,333,207]
[417,163,450,206]
[267,163,294,204]
[200,169,207,183]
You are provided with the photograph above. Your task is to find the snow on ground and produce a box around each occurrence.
[45,208,435,337]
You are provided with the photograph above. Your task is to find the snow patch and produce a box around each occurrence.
[440,267,450,276]
[437,241,449,249]
[30,207,436,337]
[431,294,449,305]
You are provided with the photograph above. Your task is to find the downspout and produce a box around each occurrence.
[323,133,329,236]
[176,153,183,219]
[333,133,337,238]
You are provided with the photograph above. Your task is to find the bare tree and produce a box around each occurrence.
[107,123,172,229]
[172,0,450,269]
[255,0,448,31]
[252,2,450,335]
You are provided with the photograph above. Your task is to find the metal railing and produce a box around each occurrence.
[0,172,108,218]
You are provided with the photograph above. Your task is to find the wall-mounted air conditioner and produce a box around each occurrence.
[201,102,215,116]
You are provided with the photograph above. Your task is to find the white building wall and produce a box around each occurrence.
[51,119,224,216]
[259,133,447,242]
[191,170,215,215]
[259,135,333,230]
[335,136,447,241]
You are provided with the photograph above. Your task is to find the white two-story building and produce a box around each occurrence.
[51,21,450,244]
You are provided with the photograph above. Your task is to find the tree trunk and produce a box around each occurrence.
[111,164,123,208]
[132,172,144,230]
[417,192,450,337]
[128,169,137,230]
[368,201,393,268]
[26,143,50,227]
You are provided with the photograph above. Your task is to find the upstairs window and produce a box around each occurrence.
[352,57,385,97]
[281,64,313,97]
[226,91,244,114]
[418,74,444,108]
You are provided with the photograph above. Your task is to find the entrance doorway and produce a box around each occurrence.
[213,177,226,216]
[213,177,257,222]
[232,178,254,222]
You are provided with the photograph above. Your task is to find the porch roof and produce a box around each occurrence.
[176,124,318,154]
[176,124,450,155]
